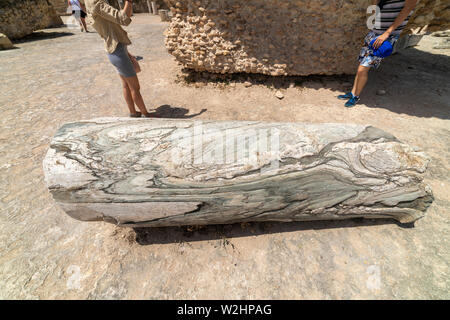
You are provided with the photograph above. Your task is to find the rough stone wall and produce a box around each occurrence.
[163,0,450,76]
[164,0,373,76]
[0,0,64,39]
[49,0,71,15]
[408,0,450,32]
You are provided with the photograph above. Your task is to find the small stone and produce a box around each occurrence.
[275,90,284,99]
[376,89,386,96]
[244,81,252,87]
[0,33,13,50]
[194,82,207,88]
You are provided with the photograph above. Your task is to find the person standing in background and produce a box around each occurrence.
[85,0,151,117]
[68,0,89,32]
[338,0,418,108]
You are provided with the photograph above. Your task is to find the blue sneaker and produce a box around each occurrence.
[345,96,360,108]
[338,92,354,100]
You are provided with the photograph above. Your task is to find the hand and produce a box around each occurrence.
[372,32,390,49]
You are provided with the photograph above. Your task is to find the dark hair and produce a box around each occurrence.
[378,0,388,10]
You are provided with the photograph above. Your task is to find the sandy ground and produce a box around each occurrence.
[0,14,449,299]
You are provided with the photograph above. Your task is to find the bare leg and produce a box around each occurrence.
[119,75,138,115]
[122,75,151,117]
[75,17,83,31]
[351,65,370,97]
[127,52,141,73]
[81,18,88,32]
[351,73,359,95]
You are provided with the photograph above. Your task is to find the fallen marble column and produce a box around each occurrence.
[43,118,433,227]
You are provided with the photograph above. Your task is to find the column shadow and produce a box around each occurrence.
[133,218,414,246]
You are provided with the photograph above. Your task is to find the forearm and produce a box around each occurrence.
[95,1,132,26]
[123,0,133,18]
[386,0,417,34]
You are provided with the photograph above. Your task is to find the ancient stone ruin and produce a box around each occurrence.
[0,0,63,39]
[43,118,433,227]
[408,0,450,32]
[163,0,450,76]
[48,0,70,16]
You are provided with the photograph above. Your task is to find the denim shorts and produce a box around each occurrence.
[107,43,136,78]
[358,31,399,69]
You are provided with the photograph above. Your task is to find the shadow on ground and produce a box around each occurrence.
[14,31,75,44]
[149,104,207,118]
[364,48,450,119]
[133,218,414,245]
[178,68,354,92]
[177,47,450,120]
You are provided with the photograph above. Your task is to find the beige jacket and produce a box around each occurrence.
[85,0,132,53]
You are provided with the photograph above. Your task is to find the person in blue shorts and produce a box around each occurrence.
[338,0,418,108]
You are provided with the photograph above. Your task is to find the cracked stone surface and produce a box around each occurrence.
[0,14,449,299]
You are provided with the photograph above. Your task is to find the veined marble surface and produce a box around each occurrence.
[44,118,433,227]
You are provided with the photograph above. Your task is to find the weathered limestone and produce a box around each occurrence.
[163,0,450,76]
[49,0,70,15]
[164,0,373,76]
[0,33,13,50]
[43,118,433,227]
[0,0,64,39]
[407,0,450,32]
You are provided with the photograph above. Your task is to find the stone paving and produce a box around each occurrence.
[0,14,449,299]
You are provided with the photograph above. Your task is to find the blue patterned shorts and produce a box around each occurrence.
[358,31,399,69]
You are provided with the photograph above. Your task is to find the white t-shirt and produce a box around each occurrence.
[70,0,82,11]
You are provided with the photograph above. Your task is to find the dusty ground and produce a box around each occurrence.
[0,14,449,299]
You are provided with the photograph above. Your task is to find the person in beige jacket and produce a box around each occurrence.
[85,0,151,117]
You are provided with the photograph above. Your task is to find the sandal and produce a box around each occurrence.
[129,112,142,118]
